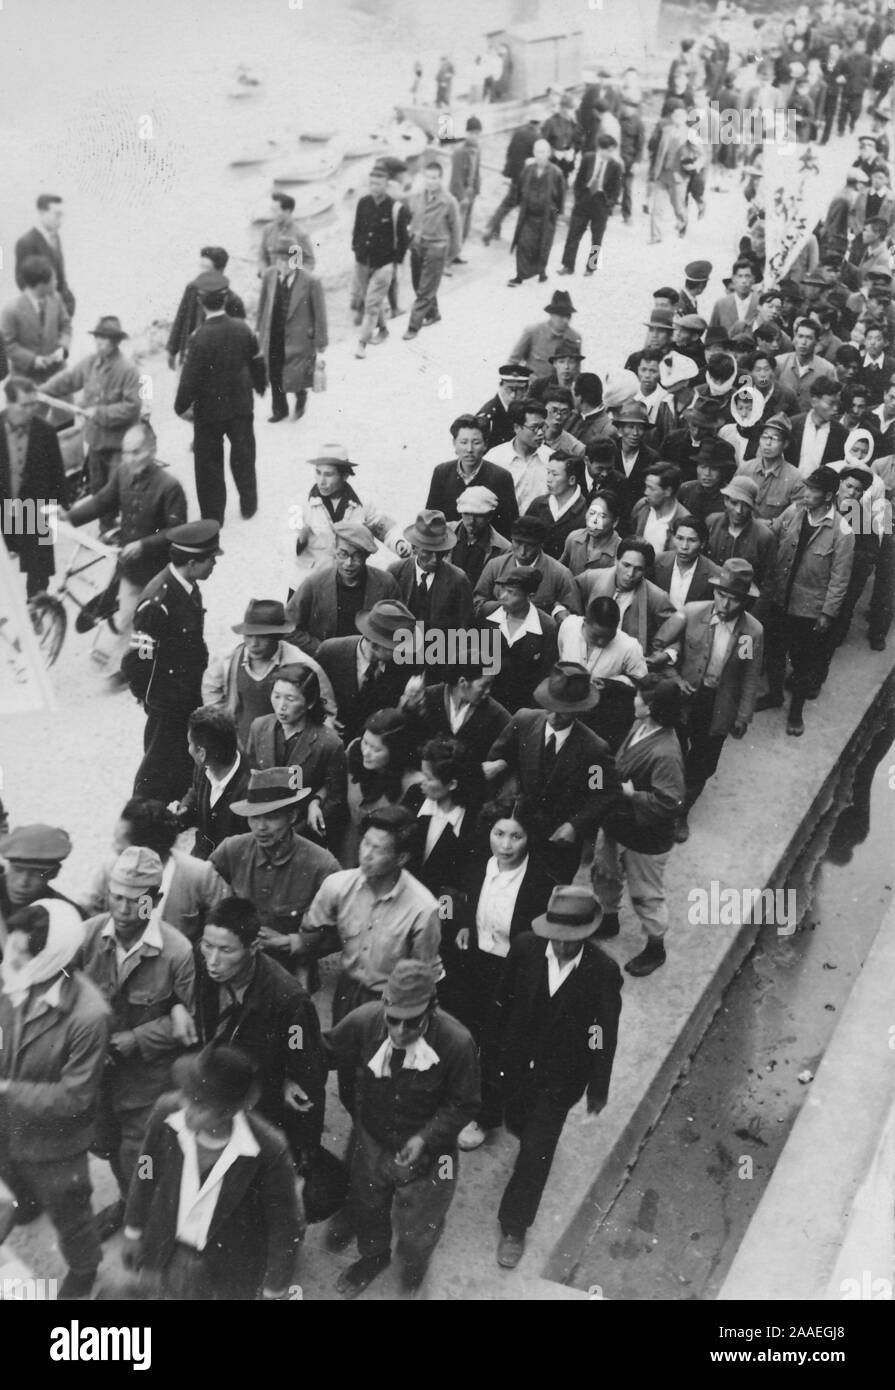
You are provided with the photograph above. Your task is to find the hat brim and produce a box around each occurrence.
[381,994,435,1018]
[229,790,311,817]
[544,303,575,315]
[533,678,600,712]
[402,526,457,551]
[90,329,129,340]
[708,576,760,599]
[354,612,408,647]
[231,622,294,635]
[307,456,358,468]
[108,878,161,899]
[532,910,602,941]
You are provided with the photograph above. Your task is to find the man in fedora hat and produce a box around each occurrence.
[676,439,737,523]
[485,565,558,713]
[122,1044,303,1300]
[659,397,734,484]
[624,308,674,374]
[388,509,475,633]
[558,131,623,277]
[475,514,579,623]
[174,272,264,523]
[286,521,401,656]
[426,413,519,538]
[322,959,479,1297]
[447,485,512,588]
[738,415,807,520]
[651,559,764,841]
[528,340,585,404]
[43,311,141,521]
[76,845,196,1239]
[492,885,622,1269]
[484,661,619,882]
[0,822,86,922]
[706,476,778,610]
[297,807,443,1111]
[60,418,188,682]
[509,290,583,383]
[316,599,417,744]
[256,239,327,420]
[677,259,712,320]
[129,518,222,805]
[203,597,336,744]
[211,766,340,982]
[757,466,854,735]
[591,674,685,976]
[290,443,409,590]
[476,363,535,450]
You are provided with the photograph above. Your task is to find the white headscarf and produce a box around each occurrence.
[844,428,875,468]
[0,899,84,1007]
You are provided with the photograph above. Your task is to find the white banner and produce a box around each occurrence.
[0,539,57,716]
[763,142,827,284]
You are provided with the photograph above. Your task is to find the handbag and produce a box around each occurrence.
[299,1145,349,1224]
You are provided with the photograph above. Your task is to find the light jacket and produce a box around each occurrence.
[202,639,337,721]
[769,501,855,619]
[290,488,404,587]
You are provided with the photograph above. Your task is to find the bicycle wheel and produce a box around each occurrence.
[27,593,67,667]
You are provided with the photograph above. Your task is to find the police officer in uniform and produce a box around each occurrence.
[130,520,222,804]
[476,363,534,449]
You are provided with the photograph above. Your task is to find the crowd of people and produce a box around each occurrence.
[2,0,895,1305]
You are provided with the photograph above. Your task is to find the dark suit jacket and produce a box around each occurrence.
[402,782,482,900]
[572,150,623,207]
[387,556,475,629]
[402,683,511,765]
[497,933,623,1111]
[653,550,721,603]
[180,750,251,860]
[15,226,75,315]
[476,393,515,450]
[426,459,518,538]
[316,635,409,742]
[660,428,736,484]
[285,564,399,655]
[784,415,848,469]
[244,714,347,826]
[174,314,260,422]
[486,709,619,841]
[610,441,659,518]
[166,283,246,363]
[459,853,556,953]
[0,416,68,588]
[486,607,559,713]
[525,492,588,560]
[575,569,677,652]
[124,1095,301,1299]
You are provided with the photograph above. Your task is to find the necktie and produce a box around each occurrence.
[190,583,202,609]
[38,299,46,327]
[361,659,382,694]
[589,158,605,194]
[389,1047,407,1078]
[416,573,432,622]
[544,731,558,776]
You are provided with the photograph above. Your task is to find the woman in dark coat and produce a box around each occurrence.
[402,736,484,898]
[441,796,555,1150]
[245,664,347,851]
[509,140,565,285]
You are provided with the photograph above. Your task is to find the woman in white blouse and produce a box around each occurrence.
[446,796,555,1151]
[402,737,483,899]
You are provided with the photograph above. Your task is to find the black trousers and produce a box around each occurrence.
[485,187,519,238]
[678,686,727,809]
[0,1148,101,1278]
[331,973,380,1116]
[439,948,505,1129]
[764,607,831,713]
[621,161,635,219]
[498,1080,573,1235]
[561,194,610,271]
[838,91,863,136]
[193,415,257,524]
[134,706,194,804]
[835,534,894,644]
[271,383,308,419]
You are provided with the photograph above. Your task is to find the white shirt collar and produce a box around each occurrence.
[483,854,528,886]
[166,1108,260,1251]
[101,912,164,957]
[548,486,582,520]
[367,1034,440,1077]
[544,721,573,750]
[487,602,543,644]
[419,798,465,831]
[546,939,584,995]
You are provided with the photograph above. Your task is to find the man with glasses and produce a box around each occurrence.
[287,521,400,654]
[484,398,551,512]
[323,960,479,1298]
[541,387,585,458]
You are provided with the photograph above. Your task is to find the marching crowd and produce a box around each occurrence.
[2,0,895,1305]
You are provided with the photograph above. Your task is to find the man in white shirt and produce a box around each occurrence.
[631,463,684,553]
[633,350,669,423]
[558,594,647,684]
[122,1044,303,1300]
[484,397,550,511]
[774,317,837,413]
[793,378,845,476]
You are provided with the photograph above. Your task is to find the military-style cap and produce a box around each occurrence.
[0,824,72,866]
[193,270,229,294]
[684,260,712,282]
[109,846,164,898]
[761,412,793,437]
[168,520,223,557]
[498,362,533,383]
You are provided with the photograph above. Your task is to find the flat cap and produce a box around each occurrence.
[193,270,229,294]
[0,824,72,865]
[332,522,377,555]
[675,313,707,332]
[761,412,793,436]
[456,485,499,514]
[109,845,163,897]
